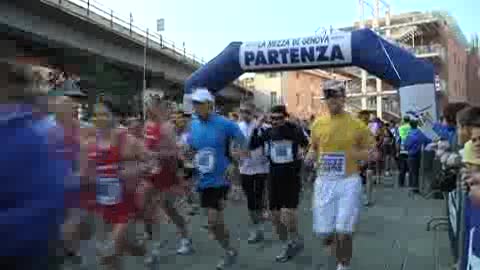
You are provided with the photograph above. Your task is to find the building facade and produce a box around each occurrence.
[239,70,349,119]
[338,11,469,118]
[466,48,480,106]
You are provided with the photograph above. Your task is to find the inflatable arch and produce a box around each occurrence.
[185,28,438,126]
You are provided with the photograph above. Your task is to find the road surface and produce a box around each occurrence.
[62,175,454,270]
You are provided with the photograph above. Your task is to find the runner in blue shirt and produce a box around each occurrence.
[186,88,246,270]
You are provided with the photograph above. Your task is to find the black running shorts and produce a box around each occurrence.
[199,186,230,210]
[268,166,302,210]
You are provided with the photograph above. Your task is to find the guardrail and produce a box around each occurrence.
[42,0,247,90]
[44,0,206,67]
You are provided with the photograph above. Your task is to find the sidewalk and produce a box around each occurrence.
[63,177,454,270]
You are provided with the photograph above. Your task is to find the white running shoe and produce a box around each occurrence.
[177,238,193,255]
[337,263,351,270]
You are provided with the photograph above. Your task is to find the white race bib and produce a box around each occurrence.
[317,152,346,179]
[250,147,264,159]
[194,149,216,174]
[270,140,294,164]
[96,178,123,205]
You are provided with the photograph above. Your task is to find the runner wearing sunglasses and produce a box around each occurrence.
[250,105,309,263]
[307,80,373,270]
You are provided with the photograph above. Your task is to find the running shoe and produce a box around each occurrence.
[177,238,193,255]
[275,239,303,263]
[247,230,264,244]
[337,263,351,270]
[144,242,162,268]
[216,249,238,270]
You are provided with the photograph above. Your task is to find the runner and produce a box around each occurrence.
[79,100,148,269]
[308,80,373,270]
[186,88,246,270]
[173,110,198,216]
[143,98,193,259]
[237,102,270,243]
[250,104,309,263]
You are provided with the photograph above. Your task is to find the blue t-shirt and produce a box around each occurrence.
[188,114,245,190]
[404,128,432,156]
[0,106,67,257]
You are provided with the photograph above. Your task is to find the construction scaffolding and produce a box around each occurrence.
[338,4,469,120]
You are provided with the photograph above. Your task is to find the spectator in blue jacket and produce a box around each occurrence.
[0,62,68,269]
[405,120,432,193]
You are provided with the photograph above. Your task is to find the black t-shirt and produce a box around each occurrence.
[250,122,309,170]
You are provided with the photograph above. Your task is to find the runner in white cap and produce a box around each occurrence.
[186,88,247,270]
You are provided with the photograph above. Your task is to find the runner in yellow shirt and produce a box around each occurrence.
[307,80,374,270]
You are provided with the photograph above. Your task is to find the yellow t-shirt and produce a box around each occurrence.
[462,140,480,165]
[310,113,374,176]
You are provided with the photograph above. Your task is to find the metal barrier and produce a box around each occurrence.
[42,0,206,66]
[419,147,477,270]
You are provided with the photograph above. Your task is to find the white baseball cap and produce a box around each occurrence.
[191,88,214,103]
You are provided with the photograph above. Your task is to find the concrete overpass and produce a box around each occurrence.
[0,0,250,101]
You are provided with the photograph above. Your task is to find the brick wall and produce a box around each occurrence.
[466,50,480,106]
[284,71,329,119]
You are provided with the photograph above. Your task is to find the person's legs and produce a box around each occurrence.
[364,168,374,206]
[398,154,408,187]
[240,173,266,243]
[158,191,193,254]
[200,187,237,269]
[407,155,421,192]
[312,177,337,268]
[335,176,362,268]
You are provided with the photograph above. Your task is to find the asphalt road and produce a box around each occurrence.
[62,174,454,270]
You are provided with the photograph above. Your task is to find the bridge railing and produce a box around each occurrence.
[44,0,207,67]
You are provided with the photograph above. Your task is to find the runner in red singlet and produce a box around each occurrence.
[79,101,148,269]
[142,99,193,261]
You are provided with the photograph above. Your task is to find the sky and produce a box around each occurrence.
[95,0,477,62]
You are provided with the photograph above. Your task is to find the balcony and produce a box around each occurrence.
[401,44,446,60]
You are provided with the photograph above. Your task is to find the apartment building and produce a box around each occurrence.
[466,44,480,106]
[338,11,469,117]
[238,70,349,118]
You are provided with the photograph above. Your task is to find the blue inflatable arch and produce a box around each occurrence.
[184,28,438,122]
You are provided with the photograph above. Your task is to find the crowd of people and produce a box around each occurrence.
[1,61,480,270]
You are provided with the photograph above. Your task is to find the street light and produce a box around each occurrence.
[157,18,165,47]
[142,28,149,120]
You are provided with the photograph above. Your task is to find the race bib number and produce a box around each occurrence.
[270,140,294,164]
[317,152,346,178]
[96,178,123,205]
[250,147,264,159]
[194,149,216,174]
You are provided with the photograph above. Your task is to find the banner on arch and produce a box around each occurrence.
[239,32,352,71]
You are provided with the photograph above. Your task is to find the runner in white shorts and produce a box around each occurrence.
[307,80,373,270]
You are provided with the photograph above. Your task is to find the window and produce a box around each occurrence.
[311,92,314,107]
[454,53,457,65]
[266,72,278,78]
[296,72,300,79]
[296,93,300,106]
[271,91,277,106]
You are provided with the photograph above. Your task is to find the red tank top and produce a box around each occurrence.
[88,132,125,205]
[144,121,162,151]
[144,121,176,190]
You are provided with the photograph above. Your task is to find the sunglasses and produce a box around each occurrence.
[323,89,345,99]
[240,109,252,114]
[271,115,285,121]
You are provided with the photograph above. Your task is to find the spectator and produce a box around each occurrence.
[433,102,469,148]
[398,116,412,187]
[0,62,68,269]
[404,119,432,193]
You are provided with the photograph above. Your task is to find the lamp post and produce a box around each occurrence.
[142,28,149,120]
[157,18,165,47]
